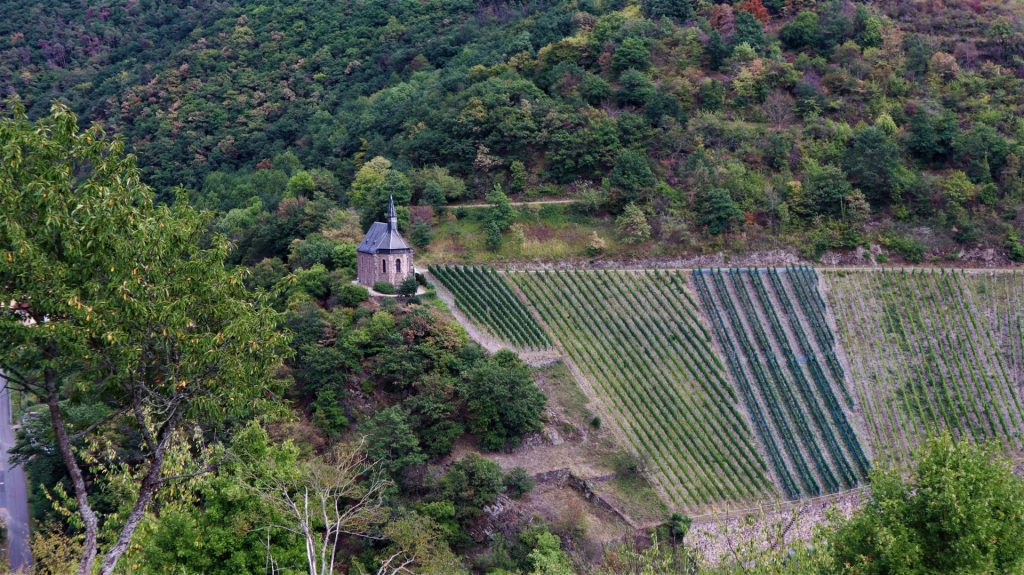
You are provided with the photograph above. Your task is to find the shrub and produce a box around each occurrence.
[330,242,357,271]
[360,406,425,478]
[373,281,397,294]
[336,283,369,307]
[881,235,925,263]
[460,350,546,451]
[616,203,651,244]
[697,188,744,235]
[504,467,534,499]
[293,264,331,300]
[289,234,338,270]
[510,160,527,194]
[486,184,513,231]
[311,388,349,436]
[1006,231,1024,262]
[586,232,606,257]
[410,221,432,248]
[484,220,504,252]
[398,275,419,297]
[438,453,506,523]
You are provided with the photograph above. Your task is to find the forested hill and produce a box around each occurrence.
[3,0,1024,259]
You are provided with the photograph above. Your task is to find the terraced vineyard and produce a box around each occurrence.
[510,269,773,510]
[693,268,871,499]
[435,264,1024,512]
[824,269,1024,464]
[429,265,550,350]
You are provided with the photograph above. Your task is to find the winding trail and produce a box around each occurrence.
[446,198,579,209]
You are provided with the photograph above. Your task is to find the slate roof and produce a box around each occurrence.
[356,196,413,254]
[357,222,412,253]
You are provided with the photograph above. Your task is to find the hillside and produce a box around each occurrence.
[5,1,1024,573]
[3,0,1024,264]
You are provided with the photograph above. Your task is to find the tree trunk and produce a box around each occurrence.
[45,367,99,575]
[96,408,183,575]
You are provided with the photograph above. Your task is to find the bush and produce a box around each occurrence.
[289,234,338,270]
[330,242,357,272]
[398,275,419,297]
[336,283,369,307]
[410,221,432,248]
[504,467,534,499]
[311,388,349,437]
[697,188,743,235]
[1006,231,1024,262]
[360,406,425,478]
[484,220,504,252]
[373,281,397,294]
[881,235,926,263]
[586,232,606,257]
[612,37,650,73]
[438,453,506,523]
[616,203,651,244]
[293,264,331,300]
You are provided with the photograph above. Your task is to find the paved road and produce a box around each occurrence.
[0,375,31,572]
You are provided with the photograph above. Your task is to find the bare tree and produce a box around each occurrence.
[242,441,390,575]
[764,89,795,129]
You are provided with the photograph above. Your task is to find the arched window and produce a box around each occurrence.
[396,259,402,273]
[382,259,387,274]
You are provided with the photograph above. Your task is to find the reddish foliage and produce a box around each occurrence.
[410,205,434,224]
[708,4,736,35]
[736,0,771,24]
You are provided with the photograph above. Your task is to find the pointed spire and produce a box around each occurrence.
[387,195,398,231]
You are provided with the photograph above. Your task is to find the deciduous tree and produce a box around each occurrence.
[827,434,1024,574]
[0,103,288,575]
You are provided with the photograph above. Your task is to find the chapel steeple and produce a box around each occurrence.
[387,195,398,231]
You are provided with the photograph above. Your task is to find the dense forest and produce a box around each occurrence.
[3,0,1024,574]
[3,0,1024,262]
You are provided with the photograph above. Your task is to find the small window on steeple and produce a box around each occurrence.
[382,259,387,274]
[396,259,402,273]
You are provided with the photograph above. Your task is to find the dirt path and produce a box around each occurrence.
[448,198,580,209]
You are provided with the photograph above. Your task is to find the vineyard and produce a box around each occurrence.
[692,267,871,499]
[429,265,550,350]
[433,264,1024,512]
[509,269,773,510]
[824,269,1024,464]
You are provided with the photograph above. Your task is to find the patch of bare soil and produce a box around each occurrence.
[444,362,665,549]
[687,489,865,565]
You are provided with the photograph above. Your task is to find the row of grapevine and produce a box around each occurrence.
[693,268,870,499]
[822,269,1024,464]
[429,264,550,350]
[510,269,772,511]
[766,269,871,479]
